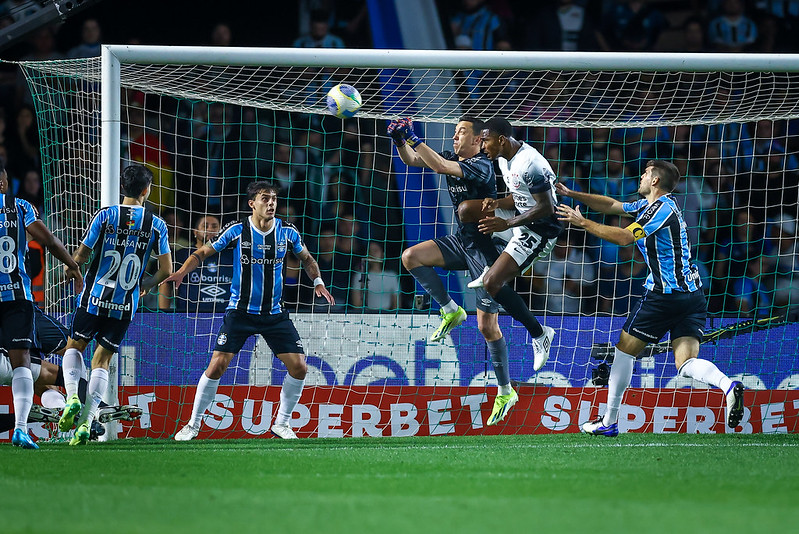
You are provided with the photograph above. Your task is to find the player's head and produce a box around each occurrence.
[0,164,7,194]
[247,180,280,220]
[479,117,514,160]
[120,164,153,199]
[641,160,680,194]
[452,116,485,158]
[193,214,221,245]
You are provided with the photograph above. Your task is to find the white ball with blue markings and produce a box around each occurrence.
[326,84,362,119]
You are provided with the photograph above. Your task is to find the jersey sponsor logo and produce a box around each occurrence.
[89,296,132,312]
[626,222,646,241]
[188,272,233,284]
[257,243,272,251]
[11,337,32,343]
[0,281,21,292]
[631,327,658,341]
[0,220,18,228]
[217,333,228,345]
[449,185,468,194]
[240,255,283,266]
[0,206,17,214]
[640,201,662,221]
[106,226,152,238]
[240,241,251,247]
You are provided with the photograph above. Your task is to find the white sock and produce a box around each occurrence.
[441,300,459,314]
[275,374,304,426]
[679,358,733,393]
[41,388,66,409]
[62,348,86,399]
[12,366,34,432]
[79,367,108,427]
[498,383,513,395]
[188,373,220,428]
[603,348,635,426]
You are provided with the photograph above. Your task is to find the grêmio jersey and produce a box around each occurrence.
[210,217,304,315]
[439,150,497,249]
[78,205,170,319]
[497,142,563,239]
[174,246,234,312]
[622,195,701,294]
[0,194,38,302]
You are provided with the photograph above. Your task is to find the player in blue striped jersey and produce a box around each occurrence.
[58,165,172,445]
[556,160,745,437]
[166,181,334,441]
[0,165,83,448]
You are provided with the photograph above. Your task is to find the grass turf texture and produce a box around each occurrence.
[2,433,797,534]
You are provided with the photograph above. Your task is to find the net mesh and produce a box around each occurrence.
[16,53,799,437]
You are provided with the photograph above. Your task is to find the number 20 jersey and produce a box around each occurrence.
[78,205,170,320]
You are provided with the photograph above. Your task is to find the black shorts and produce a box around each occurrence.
[70,307,132,353]
[32,306,69,356]
[434,234,501,313]
[0,299,35,349]
[214,309,303,355]
[623,289,707,344]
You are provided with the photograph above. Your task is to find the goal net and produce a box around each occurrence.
[15,47,799,439]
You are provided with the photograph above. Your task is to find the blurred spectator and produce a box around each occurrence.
[532,232,596,314]
[449,0,510,51]
[210,22,232,46]
[122,94,174,212]
[599,0,668,52]
[293,9,344,48]
[768,214,799,311]
[681,16,708,52]
[272,142,304,194]
[751,119,799,173]
[525,0,599,51]
[753,0,799,52]
[15,26,63,108]
[159,214,234,312]
[5,105,39,179]
[708,0,758,52]
[351,242,399,311]
[0,0,42,23]
[588,145,637,201]
[67,18,102,58]
[691,114,753,176]
[17,169,44,214]
[521,77,578,154]
[723,211,769,279]
[597,244,647,315]
[315,226,361,310]
[729,258,771,316]
[162,209,191,252]
[24,232,45,306]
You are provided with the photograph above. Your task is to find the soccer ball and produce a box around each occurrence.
[326,84,362,119]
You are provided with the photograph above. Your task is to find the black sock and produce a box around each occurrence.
[494,286,544,338]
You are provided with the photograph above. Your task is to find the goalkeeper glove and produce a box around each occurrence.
[395,117,421,148]
[387,120,405,147]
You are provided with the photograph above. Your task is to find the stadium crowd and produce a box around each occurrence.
[0,0,796,318]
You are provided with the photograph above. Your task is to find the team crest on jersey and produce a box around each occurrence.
[510,173,521,189]
[207,262,217,273]
[126,219,136,228]
[217,333,227,345]
[276,239,286,252]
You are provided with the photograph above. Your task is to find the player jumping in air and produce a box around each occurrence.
[556,160,745,436]
[168,181,334,441]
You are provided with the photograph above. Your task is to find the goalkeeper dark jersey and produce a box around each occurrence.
[439,150,497,250]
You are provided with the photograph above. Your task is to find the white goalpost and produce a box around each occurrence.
[14,46,799,440]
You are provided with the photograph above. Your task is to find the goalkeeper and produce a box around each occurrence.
[556,160,745,436]
[389,117,555,426]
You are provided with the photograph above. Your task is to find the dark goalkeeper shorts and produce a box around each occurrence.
[434,234,501,314]
[0,299,35,349]
[214,309,304,355]
[623,289,707,344]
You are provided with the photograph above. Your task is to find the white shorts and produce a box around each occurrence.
[0,355,42,386]
[503,227,557,271]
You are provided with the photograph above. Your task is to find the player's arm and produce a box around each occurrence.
[390,118,465,175]
[141,251,173,294]
[161,244,216,290]
[556,204,636,246]
[296,246,335,305]
[555,182,628,216]
[26,220,83,292]
[478,191,554,234]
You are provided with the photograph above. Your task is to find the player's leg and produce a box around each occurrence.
[402,237,467,341]
[268,313,307,439]
[176,310,249,441]
[59,311,92,433]
[4,300,39,448]
[478,311,518,426]
[69,343,115,445]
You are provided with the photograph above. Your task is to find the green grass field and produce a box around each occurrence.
[2,433,798,534]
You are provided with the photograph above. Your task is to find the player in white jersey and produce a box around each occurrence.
[467,117,564,369]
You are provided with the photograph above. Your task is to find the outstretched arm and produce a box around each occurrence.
[296,246,335,305]
[555,182,628,216]
[141,251,173,294]
[160,244,216,290]
[556,204,635,246]
[27,220,83,292]
[478,191,554,234]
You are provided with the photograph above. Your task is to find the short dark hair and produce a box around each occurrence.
[646,160,681,192]
[247,180,280,200]
[483,117,513,138]
[459,116,485,136]
[120,164,153,198]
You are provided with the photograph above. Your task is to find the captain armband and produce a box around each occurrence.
[625,222,647,241]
